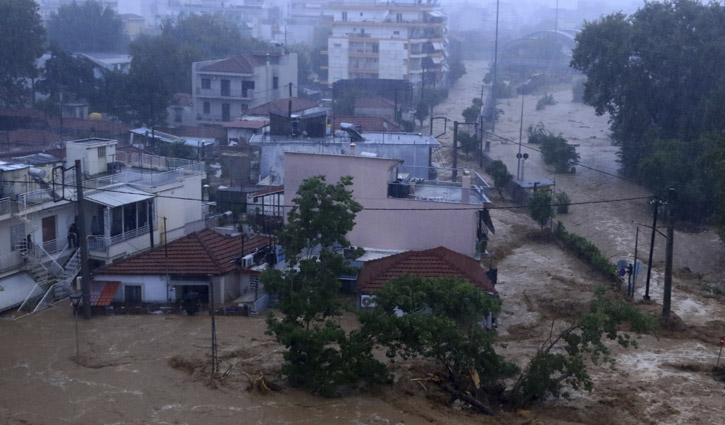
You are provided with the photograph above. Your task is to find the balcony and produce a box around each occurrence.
[87,223,155,253]
[195,87,255,100]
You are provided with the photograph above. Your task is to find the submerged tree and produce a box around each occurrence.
[485,160,513,200]
[528,190,555,229]
[263,176,388,395]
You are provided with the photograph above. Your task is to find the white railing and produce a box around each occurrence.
[0,197,10,215]
[87,223,154,252]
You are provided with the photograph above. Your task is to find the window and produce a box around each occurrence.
[404,43,408,50]
[221,79,230,96]
[222,103,230,122]
[111,206,122,237]
[394,31,400,35]
[342,11,347,21]
[372,43,379,53]
[125,285,142,304]
[98,146,106,158]
[396,13,403,23]
[10,223,24,252]
[242,80,254,97]
[174,108,182,123]
[273,76,279,90]
[241,103,248,112]
[201,78,211,89]
[203,102,210,114]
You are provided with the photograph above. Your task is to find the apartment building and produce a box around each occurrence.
[192,52,298,126]
[324,0,447,87]
[0,138,205,314]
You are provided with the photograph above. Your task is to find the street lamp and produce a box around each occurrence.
[516,75,540,181]
[207,274,218,376]
[70,292,82,362]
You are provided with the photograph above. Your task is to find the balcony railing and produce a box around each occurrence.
[88,223,155,253]
[0,197,10,215]
[195,87,255,99]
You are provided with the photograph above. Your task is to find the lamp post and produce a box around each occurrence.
[70,293,82,361]
[207,274,217,376]
[516,76,539,180]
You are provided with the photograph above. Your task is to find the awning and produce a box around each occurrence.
[427,10,445,18]
[432,42,444,51]
[90,281,120,306]
[431,56,444,64]
[0,272,41,312]
[85,185,153,208]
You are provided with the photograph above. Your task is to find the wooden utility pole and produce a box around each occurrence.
[643,197,661,300]
[75,160,92,319]
[662,188,676,317]
[452,121,459,181]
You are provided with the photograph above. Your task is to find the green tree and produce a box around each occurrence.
[462,105,481,123]
[485,160,513,200]
[414,101,430,128]
[699,133,725,237]
[506,287,656,408]
[359,276,516,413]
[458,131,478,159]
[263,176,388,395]
[46,0,127,53]
[125,34,177,126]
[528,190,554,229]
[571,1,725,226]
[35,46,97,114]
[156,141,195,160]
[0,0,45,107]
[540,133,579,173]
[554,192,571,214]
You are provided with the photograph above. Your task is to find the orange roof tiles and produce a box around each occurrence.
[95,229,271,277]
[357,246,495,294]
[90,281,120,306]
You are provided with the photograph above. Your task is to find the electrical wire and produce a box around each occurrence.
[6,180,653,212]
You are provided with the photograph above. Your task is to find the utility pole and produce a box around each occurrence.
[491,0,500,134]
[452,121,459,181]
[644,197,662,301]
[75,160,91,320]
[148,200,154,249]
[631,226,639,297]
[662,188,676,317]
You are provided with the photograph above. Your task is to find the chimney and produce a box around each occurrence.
[461,169,471,203]
[349,142,356,155]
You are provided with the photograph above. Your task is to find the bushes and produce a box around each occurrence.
[555,192,571,214]
[554,222,618,281]
[536,93,556,110]
[526,122,549,144]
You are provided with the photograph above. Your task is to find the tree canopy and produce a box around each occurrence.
[485,160,513,199]
[46,0,127,53]
[528,190,555,229]
[0,0,45,106]
[571,0,725,228]
[263,176,388,395]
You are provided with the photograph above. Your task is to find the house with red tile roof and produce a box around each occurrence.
[356,247,497,325]
[93,229,273,312]
[192,52,298,126]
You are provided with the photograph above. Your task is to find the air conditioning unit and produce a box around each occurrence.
[360,294,376,308]
[241,254,254,268]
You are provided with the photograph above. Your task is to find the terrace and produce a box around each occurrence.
[389,166,492,205]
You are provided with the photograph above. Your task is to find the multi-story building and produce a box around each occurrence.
[192,52,298,126]
[0,138,205,314]
[324,0,447,87]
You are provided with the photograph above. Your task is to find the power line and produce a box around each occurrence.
[8,180,652,212]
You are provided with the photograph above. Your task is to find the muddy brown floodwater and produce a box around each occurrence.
[1,60,724,425]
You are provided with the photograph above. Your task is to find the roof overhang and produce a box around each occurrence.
[85,185,153,208]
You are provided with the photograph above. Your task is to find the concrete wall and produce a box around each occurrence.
[284,153,478,257]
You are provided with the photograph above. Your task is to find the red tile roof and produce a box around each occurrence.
[94,229,271,276]
[90,281,120,306]
[199,56,263,74]
[244,97,317,117]
[332,116,403,132]
[250,185,284,197]
[357,246,495,294]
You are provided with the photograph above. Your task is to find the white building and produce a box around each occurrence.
[192,52,298,125]
[0,138,206,314]
[325,0,447,87]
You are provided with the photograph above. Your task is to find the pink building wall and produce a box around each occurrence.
[284,152,479,257]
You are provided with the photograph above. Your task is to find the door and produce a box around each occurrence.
[124,285,142,304]
[221,79,231,97]
[42,215,56,252]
